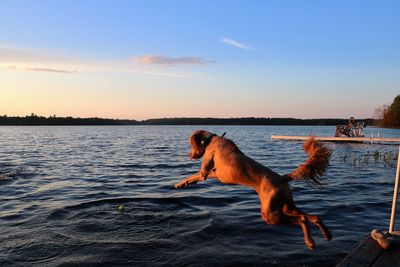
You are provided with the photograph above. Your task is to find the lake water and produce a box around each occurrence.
[0,125,399,266]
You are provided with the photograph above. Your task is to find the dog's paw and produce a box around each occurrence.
[174,182,186,189]
[306,241,315,250]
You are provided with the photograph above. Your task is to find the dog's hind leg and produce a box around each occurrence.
[283,205,331,241]
[303,214,331,241]
[285,213,315,250]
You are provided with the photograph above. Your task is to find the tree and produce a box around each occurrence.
[377,95,400,128]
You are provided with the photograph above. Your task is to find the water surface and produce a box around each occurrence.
[0,126,399,266]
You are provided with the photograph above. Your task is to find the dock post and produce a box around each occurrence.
[389,146,400,233]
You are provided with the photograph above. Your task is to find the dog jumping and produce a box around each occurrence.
[175,130,332,249]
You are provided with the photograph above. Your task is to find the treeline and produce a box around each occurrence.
[0,114,139,125]
[0,114,375,126]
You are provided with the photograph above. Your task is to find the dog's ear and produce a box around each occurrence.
[189,130,211,159]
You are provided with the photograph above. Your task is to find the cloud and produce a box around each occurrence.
[132,54,216,66]
[221,38,253,50]
[0,45,79,74]
[5,65,76,74]
[25,67,75,74]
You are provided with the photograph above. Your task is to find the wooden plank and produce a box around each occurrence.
[271,135,400,143]
[372,246,400,267]
[336,235,383,267]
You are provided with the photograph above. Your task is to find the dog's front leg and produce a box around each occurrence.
[175,172,202,188]
[174,169,217,189]
[175,154,215,189]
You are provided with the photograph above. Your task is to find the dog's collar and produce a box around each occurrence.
[201,132,226,147]
[201,133,217,147]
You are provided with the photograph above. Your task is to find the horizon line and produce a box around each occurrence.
[0,114,373,121]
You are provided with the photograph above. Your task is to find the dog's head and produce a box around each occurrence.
[189,130,216,160]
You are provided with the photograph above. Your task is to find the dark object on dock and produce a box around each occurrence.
[371,229,400,249]
[335,117,365,137]
[336,234,400,267]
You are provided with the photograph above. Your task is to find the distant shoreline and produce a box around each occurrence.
[0,114,375,126]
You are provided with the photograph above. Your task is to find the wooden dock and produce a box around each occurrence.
[337,235,400,266]
[271,135,400,144]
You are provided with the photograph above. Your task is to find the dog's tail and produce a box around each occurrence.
[285,137,332,186]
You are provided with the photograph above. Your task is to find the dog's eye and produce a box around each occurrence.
[201,140,205,145]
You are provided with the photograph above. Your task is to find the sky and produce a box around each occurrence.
[0,0,399,120]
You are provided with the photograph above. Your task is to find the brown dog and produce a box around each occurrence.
[175,130,332,249]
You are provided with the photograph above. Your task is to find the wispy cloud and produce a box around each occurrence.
[26,67,75,73]
[220,38,253,50]
[5,65,76,74]
[0,45,80,74]
[25,66,75,74]
[132,54,216,66]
